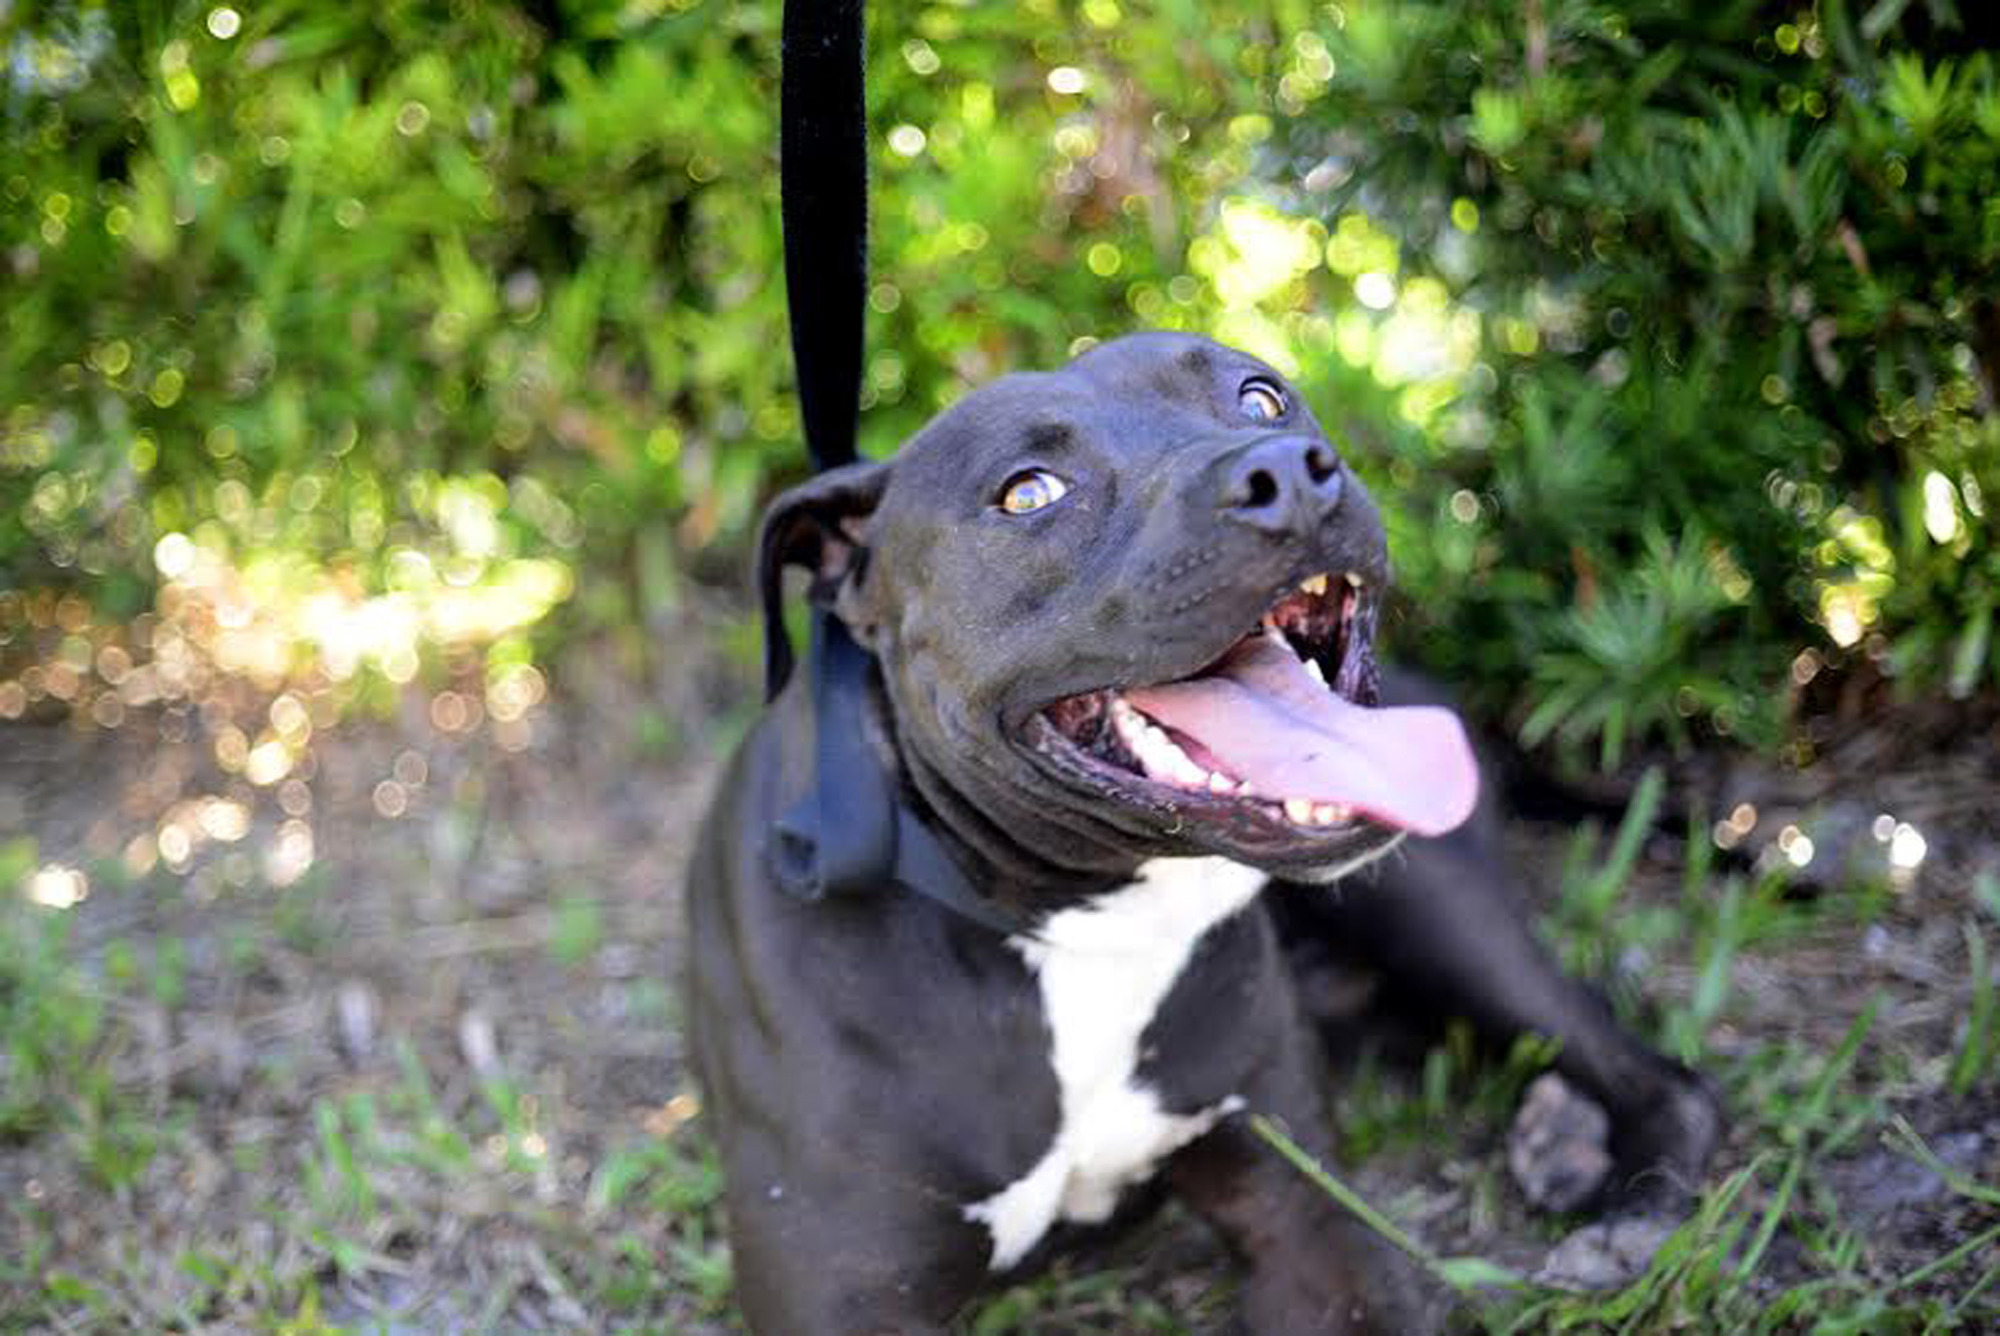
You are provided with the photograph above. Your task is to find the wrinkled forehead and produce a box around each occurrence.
[1067,330,1283,400]
[885,333,1290,492]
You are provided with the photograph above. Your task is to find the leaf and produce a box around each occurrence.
[1948,600,1991,699]
[1436,1256,1531,1291]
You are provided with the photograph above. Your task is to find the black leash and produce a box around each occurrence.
[780,0,867,472]
[773,1,1035,939]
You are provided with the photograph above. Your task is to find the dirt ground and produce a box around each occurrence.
[1,628,1995,1331]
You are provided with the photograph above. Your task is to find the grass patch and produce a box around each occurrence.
[3,722,1992,1332]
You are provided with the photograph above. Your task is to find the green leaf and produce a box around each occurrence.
[1948,600,1992,699]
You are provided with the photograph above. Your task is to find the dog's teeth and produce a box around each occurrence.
[1299,573,1329,596]
[1283,797,1315,825]
[1310,802,1351,826]
[1206,772,1235,795]
[1345,572,1364,589]
[1130,720,1205,787]
[1304,658,1327,686]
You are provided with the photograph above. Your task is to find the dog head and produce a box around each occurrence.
[759,332,1477,883]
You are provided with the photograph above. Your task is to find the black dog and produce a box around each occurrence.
[686,333,1719,1332]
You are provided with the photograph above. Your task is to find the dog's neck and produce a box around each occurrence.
[898,738,1144,905]
[862,680,1150,907]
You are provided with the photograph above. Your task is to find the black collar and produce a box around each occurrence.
[769,617,1039,940]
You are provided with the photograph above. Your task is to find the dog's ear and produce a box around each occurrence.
[756,458,891,699]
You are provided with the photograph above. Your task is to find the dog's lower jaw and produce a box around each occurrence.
[1265,830,1407,886]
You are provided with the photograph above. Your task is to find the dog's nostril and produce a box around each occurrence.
[1223,438,1345,530]
[1304,445,1339,486]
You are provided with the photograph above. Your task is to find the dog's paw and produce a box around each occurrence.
[1507,1072,1614,1213]
[1604,1064,1725,1209]
[1532,1213,1681,1292]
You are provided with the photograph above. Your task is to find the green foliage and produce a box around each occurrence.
[0,1,1994,762]
[1521,530,1744,763]
[1293,0,1999,755]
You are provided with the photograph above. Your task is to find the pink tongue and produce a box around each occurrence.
[1124,634,1479,837]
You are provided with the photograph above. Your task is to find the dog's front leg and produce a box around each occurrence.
[1167,1033,1439,1335]
[722,1169,986,1336]
[1309,832,1721,1203]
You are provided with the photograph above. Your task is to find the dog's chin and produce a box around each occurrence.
[1017,570,1430,876]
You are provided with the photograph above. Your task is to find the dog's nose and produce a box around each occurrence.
[1221,435,1345,533]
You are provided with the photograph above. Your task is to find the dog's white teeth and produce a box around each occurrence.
[1345,572,1364,589]
[1303,658,1327,686]
[1130,719,1204,786]
[1281,797,1353,827]
[1206,771,1235,796]
[1299,573,1329,596]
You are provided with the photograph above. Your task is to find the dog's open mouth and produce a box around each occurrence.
[1032,573,1478,840]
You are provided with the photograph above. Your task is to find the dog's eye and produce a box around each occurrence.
[1238,379,1288,423]
[998,469,1071,515]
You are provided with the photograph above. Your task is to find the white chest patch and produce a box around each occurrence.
[963,856,1266,1271]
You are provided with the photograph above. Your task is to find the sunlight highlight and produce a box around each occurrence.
[25,863,88,909]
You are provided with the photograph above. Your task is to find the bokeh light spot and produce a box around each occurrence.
[25,863,88,910]
[266,820,315,886]
[1354,271,1396,310]
[373,780,409,819]
[1046,66,1087,96]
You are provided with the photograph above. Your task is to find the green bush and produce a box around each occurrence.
[0,1,1992,763]
[1284,0,1998,760]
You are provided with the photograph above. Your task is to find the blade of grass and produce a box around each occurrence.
[1580,766,1665,923]
[1888,1222,2000,1295]
[1883,1115,2000,1208]
[1950,921,1993,1096]
[1673,873,1744,1062]
[1731,998,1880,1288]
[1248,1114,1532,1294]
[1951,1259,1999,1319]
